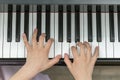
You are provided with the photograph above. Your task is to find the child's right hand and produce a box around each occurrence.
[64,42,99,80]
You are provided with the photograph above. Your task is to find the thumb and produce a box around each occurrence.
[48,55,61,67]
[64,53,72,69]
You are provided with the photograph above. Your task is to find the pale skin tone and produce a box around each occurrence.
[10,29,99,80]
[64,42,99,80]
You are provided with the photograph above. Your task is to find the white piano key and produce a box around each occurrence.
[80,12,84,42]
[70,12,76,58]
[29,11,33,44]
[32,5,37,30]
[62,13,70,58]
[99,13,106,58]
[49,13,55,58]
[3,12,10,58]
[41,12,46,33]
[114,13,120,58]
[55,13,62,56]
[106,13,114,58]
[0,8,3,58]
[83,13,88,42]
[92,13,98,54]
[18,12,25,58]
[10,11,18,58]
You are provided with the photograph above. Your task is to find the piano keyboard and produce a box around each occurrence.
[1,4,120,65]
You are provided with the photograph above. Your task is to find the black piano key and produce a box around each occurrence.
[109,5,115,42]
[96,5,102,42]
[24,5,29,41]
[87,5,93,42]
[75,5,80,42]
[46,5,50,42]
[37,5,42,41]
[16,5,21,42]
[67,5,71,42]
[58,5,63,42]
[118,5,120,42]
[7,5,13,42]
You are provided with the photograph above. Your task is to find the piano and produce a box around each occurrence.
[0,0,120,66]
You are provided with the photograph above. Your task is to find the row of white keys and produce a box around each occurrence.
[99,12,106,58]
[0,5,3,58]
[3,5,10,58]
[62,13,70,58]
[17,7,25,58]
[70,12,76,58]
[106,11,114,58]
[114,12,120,58]
[55,12,62,57]
[10,5,17,58]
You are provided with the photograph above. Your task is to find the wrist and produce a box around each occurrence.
[23,63,40,78]
[10,64,40,80]
[75,75,92,80]
[10,65,33,80]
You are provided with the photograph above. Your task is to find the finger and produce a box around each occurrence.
[38,33,46,47]
[22,33,30,49]
[91,46,99,65]
[45,38,54,50]
[48,55,61,67]
[71,46,79,59]
[77,42,85,57]
[32,28,37,47]
[83,41,92,60]
[64,53,72,69]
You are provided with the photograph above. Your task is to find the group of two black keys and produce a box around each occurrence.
[7,4,120,43]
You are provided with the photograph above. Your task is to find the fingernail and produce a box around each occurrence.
[58,55,62,58]
[65,53,69,56]
[71,46,74,48]
[43,33,46,36]
[97,46,99,50]
[51,38,54,42]
[22,33,25,37]
[83,41,87,43]
[34,28,37,32]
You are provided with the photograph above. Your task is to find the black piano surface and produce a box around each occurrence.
[1,58,120,66]
[0,0,120,4]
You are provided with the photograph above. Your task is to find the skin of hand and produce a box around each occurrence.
[64,42,99,80]
[10,29,61,80]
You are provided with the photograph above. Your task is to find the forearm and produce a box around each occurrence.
[10,64,39,80]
